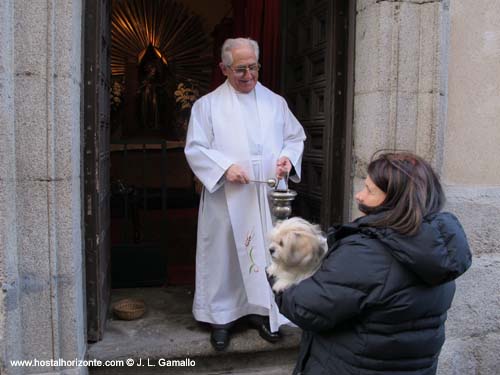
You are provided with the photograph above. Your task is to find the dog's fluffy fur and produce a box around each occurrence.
[267,217,328,293]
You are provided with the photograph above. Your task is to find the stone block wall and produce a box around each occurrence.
[0,0,86,374]
[438,1,500,371]
[353,1,500,374]
[353,0,449,173]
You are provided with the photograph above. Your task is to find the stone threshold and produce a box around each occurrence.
[87,287,300,374]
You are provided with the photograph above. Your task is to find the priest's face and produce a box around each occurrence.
[220,46,259,93]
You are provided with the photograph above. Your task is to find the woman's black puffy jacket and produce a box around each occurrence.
[275,212,472,375]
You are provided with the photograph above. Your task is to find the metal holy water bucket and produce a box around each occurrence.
[269,189,297,222]
[267,172,297,222]
[251,174,298,221]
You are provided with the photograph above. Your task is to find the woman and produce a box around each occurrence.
[272,151,472,375]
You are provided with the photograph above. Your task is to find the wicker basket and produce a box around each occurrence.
[112,298,146,320]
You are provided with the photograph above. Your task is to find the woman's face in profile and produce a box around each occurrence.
[355,176,387,214]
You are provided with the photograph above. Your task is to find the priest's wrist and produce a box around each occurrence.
[225,164,249,184]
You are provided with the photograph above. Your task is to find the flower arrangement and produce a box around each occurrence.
[173,80,200,140]
[110,79,124,111]
[174,80,199,110]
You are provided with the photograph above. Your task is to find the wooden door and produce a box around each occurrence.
[84,0,111,342]
[282,0,351,228]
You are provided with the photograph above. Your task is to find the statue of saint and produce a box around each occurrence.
[138,59,165,129]
[136,45,176,132]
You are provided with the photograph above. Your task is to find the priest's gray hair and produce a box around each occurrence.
[221,38,260,66]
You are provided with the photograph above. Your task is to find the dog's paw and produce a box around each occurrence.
[266,264,277,275]
[272,280,290,293]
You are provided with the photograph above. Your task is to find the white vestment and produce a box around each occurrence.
[184,80,306,332]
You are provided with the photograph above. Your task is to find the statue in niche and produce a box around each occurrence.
[136,45,175,133]
[138,61,162,129]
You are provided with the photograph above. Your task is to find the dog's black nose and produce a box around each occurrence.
[269,247,275,255]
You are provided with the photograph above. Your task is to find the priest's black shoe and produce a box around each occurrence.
[248,316,281,343]
[210,328,230,351]
[256,321,281,343]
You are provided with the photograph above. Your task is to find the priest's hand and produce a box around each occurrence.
[276,157,292,179]
[225,164,250,184]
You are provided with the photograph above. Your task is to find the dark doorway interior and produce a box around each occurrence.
[85,0,353,343]
[106,0,291,291]
[109,143,199,288]
[107,0,219,289]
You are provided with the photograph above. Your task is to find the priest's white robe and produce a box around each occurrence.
[184,80,306,332]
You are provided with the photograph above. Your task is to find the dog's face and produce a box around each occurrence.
[268,217,327,271]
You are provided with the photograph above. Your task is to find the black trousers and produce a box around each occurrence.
[211,314,267,330]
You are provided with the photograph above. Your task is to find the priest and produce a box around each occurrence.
[184,37,306,351]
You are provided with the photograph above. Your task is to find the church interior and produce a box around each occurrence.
[108,0,282,289]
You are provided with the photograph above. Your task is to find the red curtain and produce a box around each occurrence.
[210,0,281,92]
[259,0,281,93]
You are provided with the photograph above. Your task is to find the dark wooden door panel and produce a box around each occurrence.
[84,0,111,342]
[282,0,350,228]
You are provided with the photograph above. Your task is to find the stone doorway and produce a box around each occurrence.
[84,0,354,350]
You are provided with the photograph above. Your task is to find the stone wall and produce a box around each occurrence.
[438,1,500,373]
[443,0,500,255]
[352,0,450,218]
[0,0,22,371]
[0,0,86,374]
[353,1,500,374]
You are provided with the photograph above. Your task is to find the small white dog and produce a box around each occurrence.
[267,217,328,293]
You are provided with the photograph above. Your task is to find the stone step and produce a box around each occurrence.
[89,347,298,374]
[87,287,300,375]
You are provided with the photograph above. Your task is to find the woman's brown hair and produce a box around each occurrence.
[365,151,445,235]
